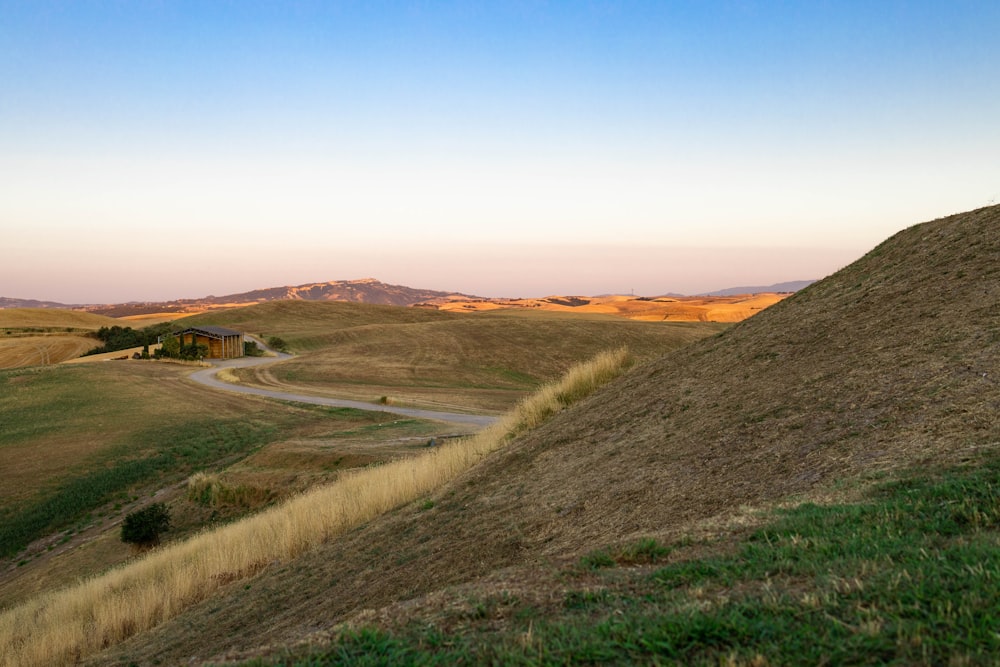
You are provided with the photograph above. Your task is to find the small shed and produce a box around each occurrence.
[173,326,245,360]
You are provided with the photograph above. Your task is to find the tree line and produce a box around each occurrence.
[84,324,268,361]
[84,324,175,357]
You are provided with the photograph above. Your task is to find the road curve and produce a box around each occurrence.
[188,352,500,428]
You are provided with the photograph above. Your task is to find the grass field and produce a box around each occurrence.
[0,308,121,368]
[263,451,1000,665]
[185,302,725,412]
[0,349,633,667]
[0,309,119,330]
[0,361,451,593]
[0,300,712,615]
[435,292,789,322]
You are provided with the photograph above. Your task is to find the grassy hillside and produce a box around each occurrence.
[1,351,634,666]
[0,362,449,607]
[85,205,1000,665]
[181,300,457,342]
[0,308,119,330]
[185,302,725,412]
[0,308,122,368]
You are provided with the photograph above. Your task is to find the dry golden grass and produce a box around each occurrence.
[0,335,97,368]
[117,312,194,324]
[0,309,124,368]
[0,309,119,330]
[186,472,274,509]
[433,293,789,322]
[206,303,720,413]
[0,349,632,666]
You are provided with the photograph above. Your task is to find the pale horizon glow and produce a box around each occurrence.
[2,2,999,304]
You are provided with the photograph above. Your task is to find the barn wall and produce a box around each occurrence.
[177,330,245,359]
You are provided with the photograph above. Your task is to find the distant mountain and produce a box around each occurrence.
[84,279,479,317]
[1,278,814,317]
[0,297,79,309]
[701,280,815,296]
[205,278,475,307]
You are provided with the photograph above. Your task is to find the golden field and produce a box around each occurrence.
[430,292,789,321]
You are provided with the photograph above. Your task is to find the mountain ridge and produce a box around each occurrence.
[0,278,815,316]
[701,279,816,296]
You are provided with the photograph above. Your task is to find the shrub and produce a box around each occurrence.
[154,335,181,359]
[120,503,171,548]
[187,472,222,506]
[266,336,289,352]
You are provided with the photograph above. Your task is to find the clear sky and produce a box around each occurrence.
[2,1,999,303]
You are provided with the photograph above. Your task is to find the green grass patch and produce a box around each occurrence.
[252,456,1000,665]
[0,367,106,442]
[0,418,277,557]
[0,365,441,559]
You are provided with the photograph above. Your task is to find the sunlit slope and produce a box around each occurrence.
[92,206,1000,664]
[0,308,118,330]
[180,299,457,341]
[0,309,121,368]
[0,363,411,572]
[481,203,1000,555]
[185,301,727,412]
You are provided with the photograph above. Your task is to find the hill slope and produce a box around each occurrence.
[0,308,119,330]
[93,206,1000,664]
[187,302,725,412]
[86,279,476,317]
[701,279,815,296]
[0,309,122,368]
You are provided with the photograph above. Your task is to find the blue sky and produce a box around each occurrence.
[2,1,999,302]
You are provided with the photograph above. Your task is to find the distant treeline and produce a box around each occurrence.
[84,323,175,356]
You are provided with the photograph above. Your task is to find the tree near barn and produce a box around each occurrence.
[155,334,181,359]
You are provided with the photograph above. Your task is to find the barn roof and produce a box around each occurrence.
[177,325,243,338]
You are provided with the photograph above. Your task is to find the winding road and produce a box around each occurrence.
[188,350,499,428]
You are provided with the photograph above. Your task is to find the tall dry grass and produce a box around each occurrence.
[0,348,631,666]
[187,472,272,508]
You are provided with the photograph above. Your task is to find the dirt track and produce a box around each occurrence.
[188,347,499,428]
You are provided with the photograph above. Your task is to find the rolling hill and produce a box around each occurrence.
[423,292,790,322]
[86,278,478,317]
[0,280,476,317]
[0,298,74,309]
[180,301,726,412]
[0,309,121,368]
[2,279,807,324]
[700,279,815,296]
[86,205,1000,665]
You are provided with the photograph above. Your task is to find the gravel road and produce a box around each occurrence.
[188,348,499,428]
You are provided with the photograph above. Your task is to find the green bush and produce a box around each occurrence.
[84,323,173,356]
[120,503,171,547]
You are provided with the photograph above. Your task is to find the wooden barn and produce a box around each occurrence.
[172,326,245,360]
